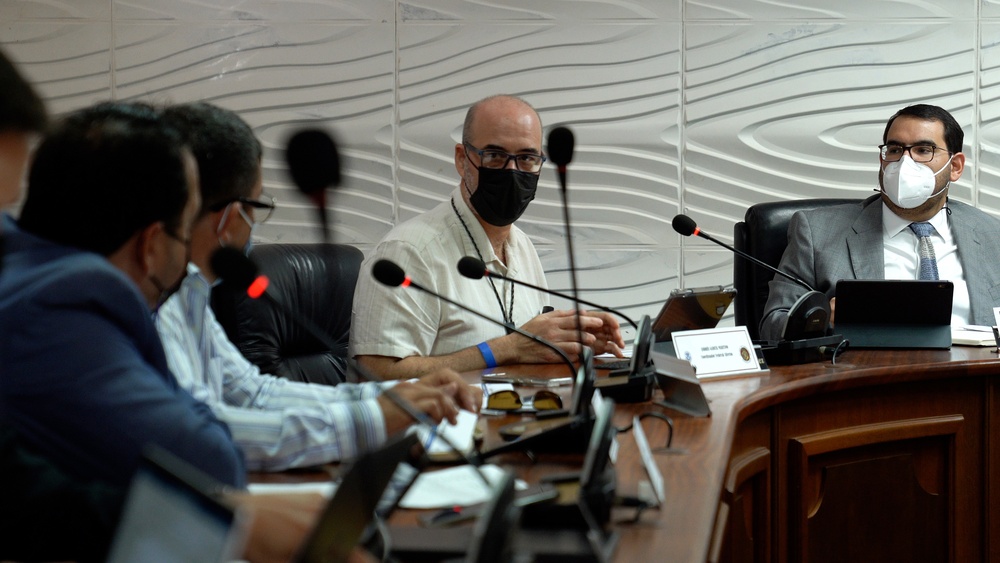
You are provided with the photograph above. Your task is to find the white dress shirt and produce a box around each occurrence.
[350,187,549,361]
[882,203,971,324]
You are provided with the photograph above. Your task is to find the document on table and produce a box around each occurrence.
[952,325,997,347]
[398,464,526,509]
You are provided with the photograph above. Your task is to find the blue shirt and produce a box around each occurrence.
[0,215,246,488]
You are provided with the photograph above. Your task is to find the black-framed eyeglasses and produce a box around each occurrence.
[209,193,277,225]
[464,142,546,173]
[878,143,952,163]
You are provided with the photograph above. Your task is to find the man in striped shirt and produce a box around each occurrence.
[155,102,479,471]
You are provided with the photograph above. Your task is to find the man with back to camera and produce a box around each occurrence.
[760,104,1000,340]
[0,60,381,563]
[350,94,626,380]
[0,101,247,489]
[155,102,480,472]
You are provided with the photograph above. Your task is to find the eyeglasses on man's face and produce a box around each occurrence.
[879,143,952,163]
[210,193,277,226]
[464,142,546,173]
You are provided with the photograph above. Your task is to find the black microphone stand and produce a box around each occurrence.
[458,256,638,329]
[211,248,490,484]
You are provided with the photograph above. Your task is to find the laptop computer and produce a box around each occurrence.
[834,279,953,349]
[651,286,736,342]
[295,432,422,563]
[106,446,248,563]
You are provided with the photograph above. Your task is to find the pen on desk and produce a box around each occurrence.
[424,426,438,451]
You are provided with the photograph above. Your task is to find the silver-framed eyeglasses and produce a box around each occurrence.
[879,143,951,163]
[210,193,277,225]
[464,142,546,173]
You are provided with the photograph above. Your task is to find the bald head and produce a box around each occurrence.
[461,95,542,147]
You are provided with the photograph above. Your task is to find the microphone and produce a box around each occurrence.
[457,256,637,329]
[210,247,488,478]
[671,213,843,363]
[285,129,341,242]
[672,214,814,293]
[371,259,576,380]
[547,126,585,346]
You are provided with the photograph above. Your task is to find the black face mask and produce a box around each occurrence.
[467,166,538,227]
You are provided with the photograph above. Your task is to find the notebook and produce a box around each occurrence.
[651,286,736,342]
[833,279,953,349]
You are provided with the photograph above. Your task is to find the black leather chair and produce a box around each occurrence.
[733,199,859,340]
[211,243,364,386]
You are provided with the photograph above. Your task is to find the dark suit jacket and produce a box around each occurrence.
[0,215,246,488]
[760,195,1000,340]
[0,426,124,563]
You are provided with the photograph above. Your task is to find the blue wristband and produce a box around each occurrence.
[477,341,497,369]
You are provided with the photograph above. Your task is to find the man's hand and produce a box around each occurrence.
[829,296,836,327]
[493,309,624,364]
[417,368,482,413]
[231,491,325,563]
[581,310,626,357]
[378,379,470,435]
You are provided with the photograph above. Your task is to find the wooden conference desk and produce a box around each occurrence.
[257,347,1000,562]
[475,346,1000,563]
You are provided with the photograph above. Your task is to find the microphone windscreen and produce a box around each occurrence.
[457,256,487,280]
[372,259,406,287]
[211,246,258,292]
[285,129,341,195]
[672,214,698,236]
[547,126,575,167]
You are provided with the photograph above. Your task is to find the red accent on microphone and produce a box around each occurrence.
[401,277,412,288]
[247,275,269,299]
[692,226,701,237]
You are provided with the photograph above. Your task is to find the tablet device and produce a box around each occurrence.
[651,286,736,342]
[834,280,953,349]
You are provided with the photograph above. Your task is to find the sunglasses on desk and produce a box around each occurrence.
[485,389,564,412]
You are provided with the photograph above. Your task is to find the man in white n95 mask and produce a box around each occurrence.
[760,104,1000,340]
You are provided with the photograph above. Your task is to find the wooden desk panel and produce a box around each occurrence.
[251,347,1000,562]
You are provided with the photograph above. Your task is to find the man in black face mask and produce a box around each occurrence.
[352,94,625,380]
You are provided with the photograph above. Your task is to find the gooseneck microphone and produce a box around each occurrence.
[456,256,638,329]
[547,126,585,346]
[671,213,845,363]
[671,214,814,292]
[211,247,488,478]
[371,259,577,380]
[285,129,341,242]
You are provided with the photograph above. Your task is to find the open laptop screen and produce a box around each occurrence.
[106,447,245,563]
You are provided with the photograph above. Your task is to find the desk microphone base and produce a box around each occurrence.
[479,415,594,460]
[759,334,844,365]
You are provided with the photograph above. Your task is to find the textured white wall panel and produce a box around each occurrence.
[685,0,971,20]
[684,21,977,245]
[115,0,392,21]
[1,23,112,116]
[2,0,994,322]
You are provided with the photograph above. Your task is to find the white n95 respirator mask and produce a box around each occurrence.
[881,154,953,209]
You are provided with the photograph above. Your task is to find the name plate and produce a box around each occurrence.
[670,326,761,378]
